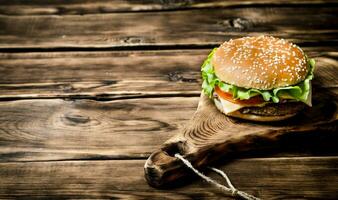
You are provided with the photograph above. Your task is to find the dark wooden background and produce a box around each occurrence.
[0,0,337,199]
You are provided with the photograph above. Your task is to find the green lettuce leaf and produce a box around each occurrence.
[201,48,315,105]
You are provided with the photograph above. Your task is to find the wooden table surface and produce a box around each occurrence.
[0,0,337,199]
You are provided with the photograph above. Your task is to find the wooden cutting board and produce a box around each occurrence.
[144,87,337,188]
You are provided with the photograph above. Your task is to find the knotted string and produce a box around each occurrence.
[175,154,261,200]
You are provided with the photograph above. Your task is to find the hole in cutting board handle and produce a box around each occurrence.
[162,141,188,157]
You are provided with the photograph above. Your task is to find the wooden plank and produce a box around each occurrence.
[0,98,194,161]
[0,48,337,99]
[0,97,197,161]
[0,0,336,15]
[0,7,337,49]
[0,157,337,199]
[0,97,337,162]
[0,50,206,99]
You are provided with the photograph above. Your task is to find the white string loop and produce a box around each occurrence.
[175,154,261,200]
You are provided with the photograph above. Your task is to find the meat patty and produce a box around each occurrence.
[240,102,305,116]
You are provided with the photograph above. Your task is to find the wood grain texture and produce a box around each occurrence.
[0,157,337,199]
[0,50,206,99]
[0,97,197,162]
[0,0,336,15]
[0,7,337,49]
[0,48,337,99]
[0,1,337,199]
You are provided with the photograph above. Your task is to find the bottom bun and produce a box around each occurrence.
[214,98,298,122]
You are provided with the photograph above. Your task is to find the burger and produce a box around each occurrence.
[201,36,315,122]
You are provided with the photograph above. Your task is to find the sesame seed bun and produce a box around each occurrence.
[212,36,308,90]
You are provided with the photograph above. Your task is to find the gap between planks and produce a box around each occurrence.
[1,41,338,53]
[2,155,338,164]
[0,0,338,16]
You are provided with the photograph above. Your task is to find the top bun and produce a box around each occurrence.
[212,36,308,90]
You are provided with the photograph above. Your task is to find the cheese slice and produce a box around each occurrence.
[219,97,245,114]
[214,96,270,114]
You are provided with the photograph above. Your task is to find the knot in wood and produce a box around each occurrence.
[123,36,142,44]
[168,71,197,82]
[220,18,251,30]
[64,113,90,124]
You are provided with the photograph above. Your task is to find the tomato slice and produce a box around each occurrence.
[214,86,265,105]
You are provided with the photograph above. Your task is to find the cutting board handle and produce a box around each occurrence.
[144,141,190,188]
